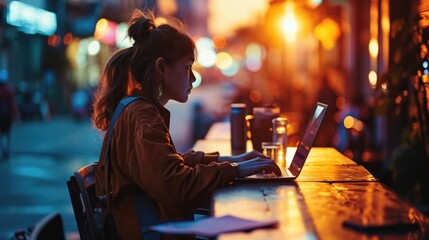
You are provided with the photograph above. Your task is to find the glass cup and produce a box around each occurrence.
[272,117,288,167]
[261,142,281,163]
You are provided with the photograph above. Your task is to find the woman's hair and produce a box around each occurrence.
[92,9,196,131]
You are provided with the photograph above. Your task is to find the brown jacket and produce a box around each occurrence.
[95,96,239,239]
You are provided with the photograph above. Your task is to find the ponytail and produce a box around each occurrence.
[92,49,132,131]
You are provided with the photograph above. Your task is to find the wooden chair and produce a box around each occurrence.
[67,162,210,240]
[67,162,99,240]
[30,212,65,240]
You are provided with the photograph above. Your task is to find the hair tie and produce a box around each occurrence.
[149,24,157,31]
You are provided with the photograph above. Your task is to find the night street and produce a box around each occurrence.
[1,0,429,239]
[0,117,102,239]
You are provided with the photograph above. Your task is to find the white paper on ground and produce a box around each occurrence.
[150,215,278,237]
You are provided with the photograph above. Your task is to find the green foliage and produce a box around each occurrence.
[379,15,429,204]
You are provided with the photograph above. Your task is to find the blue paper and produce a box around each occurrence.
[150,215,278,237]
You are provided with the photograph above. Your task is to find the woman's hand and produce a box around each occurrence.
[218,150,269,163]
[218,151,281,177]
[236,157,282,177]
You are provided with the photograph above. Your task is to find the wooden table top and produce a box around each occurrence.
[193,136,429,239]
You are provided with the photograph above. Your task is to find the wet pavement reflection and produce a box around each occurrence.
[0,117,102,239]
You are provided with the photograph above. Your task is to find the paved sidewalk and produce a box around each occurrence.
[9,117,103,156]
[0,117,102,239]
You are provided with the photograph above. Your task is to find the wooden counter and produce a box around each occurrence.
[193,125,429,240]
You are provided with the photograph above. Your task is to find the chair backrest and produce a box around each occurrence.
[30,212,65,240]
[67,162,99,240]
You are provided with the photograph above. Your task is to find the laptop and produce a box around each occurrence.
[237,102,328,181]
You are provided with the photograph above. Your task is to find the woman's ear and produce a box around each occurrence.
[155,57,165,76]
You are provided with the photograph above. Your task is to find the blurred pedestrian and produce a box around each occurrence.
[0,70,19,160]
[315,69,341,147]
[335,93,371,158]
[71,89,89,121]
[91,9,281,239]
[192,100,214,141]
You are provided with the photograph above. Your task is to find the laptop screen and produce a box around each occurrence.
[290,102,327,175]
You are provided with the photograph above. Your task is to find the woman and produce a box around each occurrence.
[92,9,281,239]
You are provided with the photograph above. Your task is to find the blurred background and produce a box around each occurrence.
[0,0,429,239]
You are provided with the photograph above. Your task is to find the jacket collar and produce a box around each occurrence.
[129,89,171,127]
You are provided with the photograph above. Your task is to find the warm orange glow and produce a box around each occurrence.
[155,17,168,26]
[94,18,108,40]
[395,95,402,104]
[65,39,80,69]
[368,71,377,88]
[381,0,390,71]
[215,52,233,70]
[369,38,379,58]
[212,35,227,49]
[354,119,364,132]
[208,0,269,37]
[420,45,428,60]
[94,18,117,45]
[370,0,379,37]
[344,116,364,132]
[336,96,346,110]
[344,116,354,129]
[157,0,178,16]
[370,0,379,70]
[281,1,298,43]
[48,34,61,47]
[314,18,340,49]
[249,90,262,103]
[63,33,73,45]
[307,0,323,8]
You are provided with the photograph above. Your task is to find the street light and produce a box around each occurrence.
[279,1,298,110]
[280,1,298,43]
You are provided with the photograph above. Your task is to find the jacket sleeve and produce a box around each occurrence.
[181,150,220,167]
[123,107,238,207]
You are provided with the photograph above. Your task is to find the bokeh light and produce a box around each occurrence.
[87,40,101,56]
[215,52,233,70]
[281,2,299,43]
[155,17,168,26]
[220,60,240,77]
[369,38,379,58]
[63,33,73,45]
[344,116,364,132]
[212,35,227,49]
[94,18,117,45]
[245,43,263,72]
[192,70,202,88]
[47,34,61,47]
[116,22,133,49]
[368,71,377,88]
[196,37,217,68]
[314,18,340,49]
[307,0,323,8]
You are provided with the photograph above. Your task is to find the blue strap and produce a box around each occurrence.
[105,97,141,212]
[106,96,140,150]
[104,96,160,239]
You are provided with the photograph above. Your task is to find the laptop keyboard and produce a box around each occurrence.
[256,168,289,178]
[256,171,278,178]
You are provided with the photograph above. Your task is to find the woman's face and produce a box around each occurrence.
[161,55,196,104]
